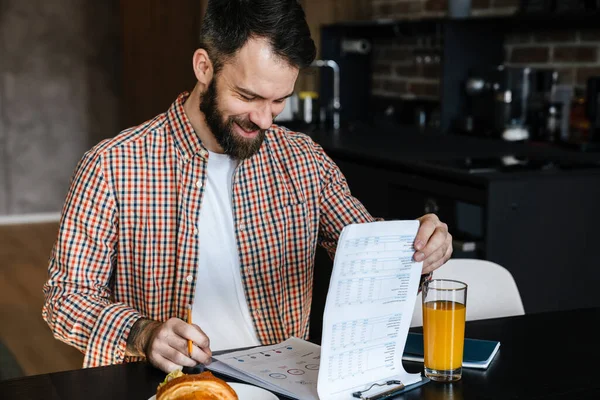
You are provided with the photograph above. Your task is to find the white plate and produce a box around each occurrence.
[148,382,278,400]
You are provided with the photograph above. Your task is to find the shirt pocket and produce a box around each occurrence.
[245,201,309,276]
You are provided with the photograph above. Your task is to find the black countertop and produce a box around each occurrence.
[282,122,600,182]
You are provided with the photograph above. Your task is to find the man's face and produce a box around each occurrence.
[199,38,299,160]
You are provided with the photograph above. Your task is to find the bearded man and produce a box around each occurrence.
[43,0,452,373]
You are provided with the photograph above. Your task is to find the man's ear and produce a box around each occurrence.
[192,49,214,85]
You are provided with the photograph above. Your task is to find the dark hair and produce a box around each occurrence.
[198,0,316,73]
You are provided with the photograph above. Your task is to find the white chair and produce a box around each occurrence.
[410,258,525,327]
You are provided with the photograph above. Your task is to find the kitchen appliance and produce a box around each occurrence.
[456,65,558,141]
[311,59,341,131]
[283,59,340,132]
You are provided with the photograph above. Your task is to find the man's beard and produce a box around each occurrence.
[199,78,266,160]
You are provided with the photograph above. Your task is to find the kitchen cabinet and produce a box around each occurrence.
[331,155,600,310]
[307,127,600,344]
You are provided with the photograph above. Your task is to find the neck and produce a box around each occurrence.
[183,84,224,153]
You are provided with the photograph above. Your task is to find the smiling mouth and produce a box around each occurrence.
[234,122,259,137]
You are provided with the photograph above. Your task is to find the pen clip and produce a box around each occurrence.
[352,380,404,400]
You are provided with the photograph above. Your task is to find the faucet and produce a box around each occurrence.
[310,59,340,131]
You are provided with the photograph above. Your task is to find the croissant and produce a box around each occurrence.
[156,371,238,400]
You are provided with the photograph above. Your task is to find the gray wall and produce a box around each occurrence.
[0,0,120,216]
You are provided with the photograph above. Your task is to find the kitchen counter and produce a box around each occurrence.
[281,122,600,183]
[298,122,600,330]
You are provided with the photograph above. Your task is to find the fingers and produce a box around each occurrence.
[147,334,197,369]
[415,223,448,261]
[414,214,439,251]
[166,331,212,365]
[413,214,452,272]
[190,343,213,365]
[170,320,212,364]
[187,325,212,364]
[443,235,453,263]
[146,318,213,372]
[422,246,445,274]
[413,219,448,263]
[422,233,453,274]
[172,322,211,352]
[153,354,182,374]
[161,343,198,368]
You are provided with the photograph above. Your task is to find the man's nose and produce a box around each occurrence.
[248,104,274,130]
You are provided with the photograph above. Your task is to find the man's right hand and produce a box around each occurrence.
[127,317,212,373]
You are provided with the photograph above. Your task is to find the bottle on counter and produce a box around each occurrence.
[297,91,319,126]
[544,102,562,143]
[569,88,590,144]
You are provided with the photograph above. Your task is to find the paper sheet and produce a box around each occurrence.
[317,221,424,399]
[208,360,297,397]
[212,337,320,400]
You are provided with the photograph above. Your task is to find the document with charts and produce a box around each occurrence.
[209,220,424,399]
[317,220,424,400]
[210,337,320,399]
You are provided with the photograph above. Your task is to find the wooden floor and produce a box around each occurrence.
[0,223,83,376]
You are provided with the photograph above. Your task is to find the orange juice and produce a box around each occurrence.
[423,300,466,371]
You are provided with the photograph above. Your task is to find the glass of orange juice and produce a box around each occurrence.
[422,279,467,382]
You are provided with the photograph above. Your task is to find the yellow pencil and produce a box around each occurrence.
[187,304,193,357]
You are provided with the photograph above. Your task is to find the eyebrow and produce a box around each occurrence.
[235,86,294,101]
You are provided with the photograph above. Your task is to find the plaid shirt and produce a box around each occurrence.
[42,92,377,368]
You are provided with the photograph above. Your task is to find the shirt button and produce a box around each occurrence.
[193,228,198,235]
[186,275,193,283]
[239,223,246,231]
[195,180,202,189]
[200,149,208,157]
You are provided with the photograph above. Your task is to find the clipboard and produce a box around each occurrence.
[351,376,430,400]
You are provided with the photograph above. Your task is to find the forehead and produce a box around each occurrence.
[218,37,299,98]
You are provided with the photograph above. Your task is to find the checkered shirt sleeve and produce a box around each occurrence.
[42,150,142,367]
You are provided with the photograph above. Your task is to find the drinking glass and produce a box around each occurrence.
[422,279,467,382]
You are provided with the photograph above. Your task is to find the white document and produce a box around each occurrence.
[317,221,424,399]
[208,359,297,398]
[211,337,320,400]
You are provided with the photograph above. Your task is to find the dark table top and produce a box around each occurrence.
[2,307,599,399]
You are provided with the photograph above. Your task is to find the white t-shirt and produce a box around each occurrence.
[192,150,261,351]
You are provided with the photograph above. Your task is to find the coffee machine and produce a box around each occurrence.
[456,65,558,141]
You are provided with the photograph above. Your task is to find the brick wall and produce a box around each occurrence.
[372,36,443,99]
[371,0,518,20]
[370,0,600,99]
[506,29,600,88]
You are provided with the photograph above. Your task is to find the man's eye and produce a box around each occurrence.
[274,99,285,104]
[240,95,255,101]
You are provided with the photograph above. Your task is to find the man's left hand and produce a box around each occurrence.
[413,214,453,274]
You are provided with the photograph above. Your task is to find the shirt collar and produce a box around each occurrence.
[166,91,206,161]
